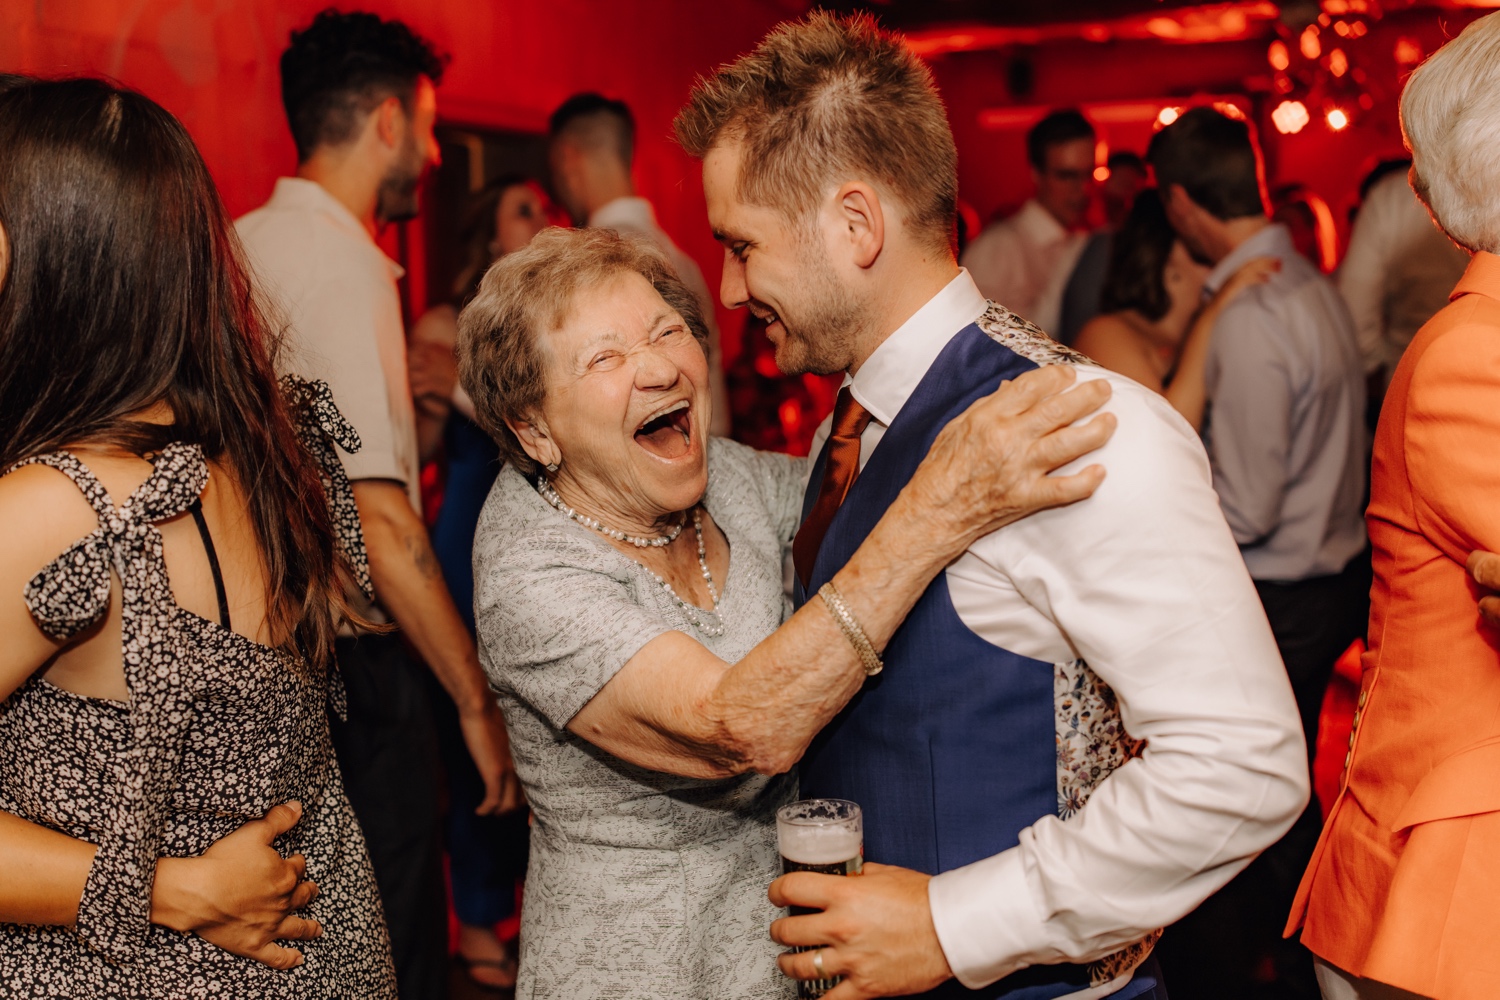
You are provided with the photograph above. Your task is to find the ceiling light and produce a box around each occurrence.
[1156,106,1182,128]
[1272,100,1311,134]
[1268,39,1291,70]
[1301,25,1322,59]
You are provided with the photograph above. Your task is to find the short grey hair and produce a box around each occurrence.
[456,227,709,476]
[1400,12,1500,253]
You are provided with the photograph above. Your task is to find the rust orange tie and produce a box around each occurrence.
[794,387,873,589]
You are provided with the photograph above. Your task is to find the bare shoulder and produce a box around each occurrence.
[0,463,103,582]
[1073,313,1141,357]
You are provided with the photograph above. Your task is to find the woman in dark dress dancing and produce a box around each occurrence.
[0,79,395,997]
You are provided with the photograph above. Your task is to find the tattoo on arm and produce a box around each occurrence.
[403,530,442,581]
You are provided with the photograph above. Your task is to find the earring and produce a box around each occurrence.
[545,461,559,473]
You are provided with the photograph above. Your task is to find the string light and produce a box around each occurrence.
[1268,39,1290,71]
[1326,107,1350,131]
[1156,106,1181,128]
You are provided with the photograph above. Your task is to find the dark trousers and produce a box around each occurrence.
[422,668,530,929]
[1157,552,1370,1000]
[331,634,449,1000]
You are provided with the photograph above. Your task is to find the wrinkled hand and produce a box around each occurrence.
[461,698,526,816]
[769,862,952,998]
[151,802,321,969]
[1214,256,1280,306]
[1466,550,1500,628]
[909,364,1115,554]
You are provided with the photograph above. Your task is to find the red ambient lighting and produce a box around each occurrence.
[1272,99,1311,134]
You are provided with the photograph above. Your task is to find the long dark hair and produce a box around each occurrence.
[1100,188,1176,322]
[0,78,356,667]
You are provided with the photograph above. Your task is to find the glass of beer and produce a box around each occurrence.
[776,798,863,998]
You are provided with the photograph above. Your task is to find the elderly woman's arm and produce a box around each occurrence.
[570,365,1115,778]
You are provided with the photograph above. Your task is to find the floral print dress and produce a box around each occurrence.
[0,383,395,999]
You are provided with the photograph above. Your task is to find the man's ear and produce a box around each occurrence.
[506,411,562,470]
[835,181,885,270]
[373,94,405,151]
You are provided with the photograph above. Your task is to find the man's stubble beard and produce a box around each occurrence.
[375,134,425,225]
[773,240,871,378]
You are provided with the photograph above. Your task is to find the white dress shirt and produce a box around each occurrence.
[589,196,730,436]
[808,270,1308,995]
[960,199,1088,335]
[1336,170,1470,381]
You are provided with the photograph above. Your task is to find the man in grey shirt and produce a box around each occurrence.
[1148,107,1368,1000]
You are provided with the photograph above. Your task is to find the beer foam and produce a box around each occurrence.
[778,821,862,866]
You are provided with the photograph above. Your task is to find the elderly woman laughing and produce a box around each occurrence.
[456,227,1114,1000]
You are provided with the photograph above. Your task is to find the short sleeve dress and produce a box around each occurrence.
[0,382,396,998]
[473,438,809,1000]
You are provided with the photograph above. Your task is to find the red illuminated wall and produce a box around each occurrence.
[2,0,1485,333]
[0,0,791,359]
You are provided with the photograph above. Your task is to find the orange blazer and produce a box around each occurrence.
[1287,251,1500,998]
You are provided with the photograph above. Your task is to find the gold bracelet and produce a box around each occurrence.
[818,581,884,676]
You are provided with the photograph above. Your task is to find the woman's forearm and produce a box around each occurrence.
[1165,302,1222,431]
[0,811,206,934]
[0,811,95,927]
[699,484,984,775]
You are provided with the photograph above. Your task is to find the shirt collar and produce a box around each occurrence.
[1204,222,1292,296]
[266,177,405,279]
[1451,250,1500,302]
[588,196,657,231]
[1015,198,1070,246]
[846,269,989,427]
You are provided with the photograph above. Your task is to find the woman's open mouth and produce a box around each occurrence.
[634,399,694,460]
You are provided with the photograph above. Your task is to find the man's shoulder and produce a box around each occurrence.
[973,302,1093,367]
[238,203,384,291]
[958,306,1209,488]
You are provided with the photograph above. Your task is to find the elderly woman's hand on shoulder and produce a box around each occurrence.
[909,365,1113,557]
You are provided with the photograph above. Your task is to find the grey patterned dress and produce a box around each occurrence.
[473,438,807,1000]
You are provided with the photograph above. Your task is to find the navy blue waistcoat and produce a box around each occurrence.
[794,321,1160,1000]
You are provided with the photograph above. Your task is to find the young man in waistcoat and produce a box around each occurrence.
[675,13,1309,1000]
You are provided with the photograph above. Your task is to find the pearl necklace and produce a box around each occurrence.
[647,508,725,638]
[535,477,725,637]
[536,476,683,547]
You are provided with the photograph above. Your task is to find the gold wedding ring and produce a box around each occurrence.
[812,948,828,978]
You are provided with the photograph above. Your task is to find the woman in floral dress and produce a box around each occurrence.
[0,79,395,997]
